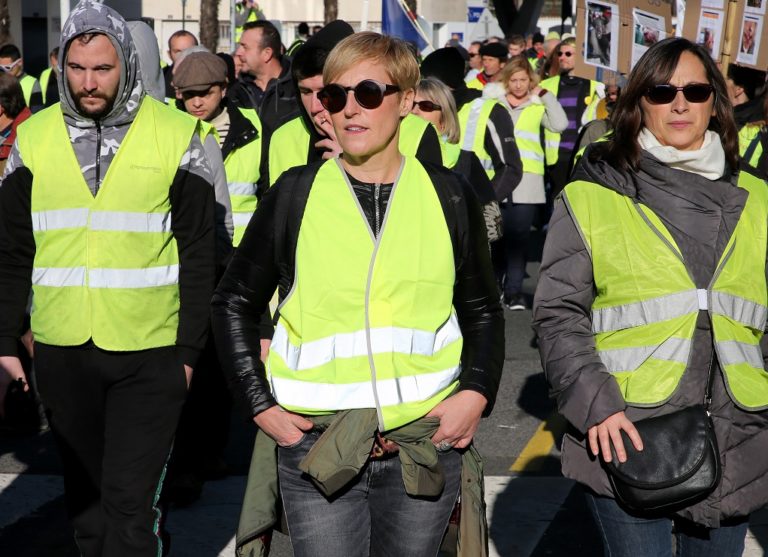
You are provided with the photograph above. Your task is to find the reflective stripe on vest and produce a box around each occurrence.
[222,107,262,247]
[19,74,37,107]
[18,96,196,350]
[564,174,768,409]
[458,98,496,178]
[269,115,311,187]
[541,76,599,166]
[514,104,546,175]
[266,158,462,431]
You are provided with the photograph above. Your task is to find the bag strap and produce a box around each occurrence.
[744,132,761,166]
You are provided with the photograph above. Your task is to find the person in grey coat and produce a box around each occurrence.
[534,37,768,556]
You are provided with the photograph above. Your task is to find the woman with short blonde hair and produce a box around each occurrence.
[213,31,503,557]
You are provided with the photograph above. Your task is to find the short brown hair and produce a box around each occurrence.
[323,32,419,93]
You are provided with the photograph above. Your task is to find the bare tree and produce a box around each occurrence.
[200,0,220,52]
[324,0,338,25]
[0,0,11,46]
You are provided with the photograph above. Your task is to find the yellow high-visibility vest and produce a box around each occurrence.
[18,97,198,350]
[564,173,768,409]
[267,157,463,430]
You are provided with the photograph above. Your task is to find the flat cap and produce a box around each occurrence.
[173,51,228,92]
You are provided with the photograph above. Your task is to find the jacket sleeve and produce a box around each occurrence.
[170,134,217,368]
[484,104,523,201]
[452,175,505,415]
[211,178,282,420]
[532,195,626,433]
[202,133,234,269]
[0,143,33,356]
[540,92,568,133]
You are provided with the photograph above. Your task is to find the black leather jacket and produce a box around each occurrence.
[211,160,505,422]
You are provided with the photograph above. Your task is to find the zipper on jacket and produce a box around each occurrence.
[94,121,102,194]
[374,183,381,238]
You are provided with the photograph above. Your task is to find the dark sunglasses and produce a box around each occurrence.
[413,100,441,112]
[557,51,573,57]
[468,53,480,58]
[318,79,400,114]
[644,83,714,105]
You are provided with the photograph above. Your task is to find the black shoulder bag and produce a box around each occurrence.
[603,351,721,512]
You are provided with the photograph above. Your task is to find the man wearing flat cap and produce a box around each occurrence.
[467,41,508,90]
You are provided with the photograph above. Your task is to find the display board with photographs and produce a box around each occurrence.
[584,1,620,70]
[683,0,768,70]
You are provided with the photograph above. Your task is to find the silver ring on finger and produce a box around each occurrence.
[436,440,453,451]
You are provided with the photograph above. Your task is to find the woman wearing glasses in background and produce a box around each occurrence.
[534,37,768,556]
[484,56,567,310]
[212,32,503,557]
[411,77,502,246]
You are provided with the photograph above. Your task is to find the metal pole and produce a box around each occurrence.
[360,0,369,32]
[181,0,187,31]
[60,0,70,25]
[231,0,237,53]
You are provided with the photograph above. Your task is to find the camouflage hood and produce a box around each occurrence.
[58,0,144,128]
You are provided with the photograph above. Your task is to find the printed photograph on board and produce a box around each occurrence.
[585,1,619,70]
[632,9,666,68]
[696,9,724,59]
[737,14,763,65]
[746,0,766,16]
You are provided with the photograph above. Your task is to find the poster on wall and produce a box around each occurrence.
[696,9,724,58]
[702,0,725,8]
[632,9,666,68]
[746,0,766,16]
[737,13,763,65]
[584,1,619,70]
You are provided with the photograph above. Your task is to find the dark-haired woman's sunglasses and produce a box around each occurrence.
[413,100,441,112]
[644,83,714,105]
[318,80,400,114]
[557,51,573,57]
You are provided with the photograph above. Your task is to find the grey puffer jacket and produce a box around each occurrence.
[533,143,768,527]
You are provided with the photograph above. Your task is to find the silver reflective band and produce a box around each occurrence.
[89,211,172,234]
[598,337,691,373]
[31,209,89,231]
[88,265,179,288]
[544,140,560,149]
[228,181,258,196]
[270,365,460,409]
[515,130,541,142]
[592,290,699,334]
[481,158,494,171]
[232,213,254,227]
[711,291,768,331]
[31,209,172,234]
[271,313,462,372]
[518,149,545,162]
[716,340,764,370]
[461,99,485,152]
[697,289,708,310]
[32,266,86,287]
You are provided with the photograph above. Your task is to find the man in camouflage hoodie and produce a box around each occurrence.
[0,2,216,555]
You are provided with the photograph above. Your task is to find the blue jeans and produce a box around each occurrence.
[277,430,462,557]
[586,493,749,557]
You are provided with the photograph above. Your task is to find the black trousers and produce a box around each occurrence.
[35,343,188,557]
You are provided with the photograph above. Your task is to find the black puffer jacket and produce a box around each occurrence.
[211,159,505,424]
[533,143,768,527]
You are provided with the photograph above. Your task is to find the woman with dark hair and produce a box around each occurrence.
[534,37,768,555]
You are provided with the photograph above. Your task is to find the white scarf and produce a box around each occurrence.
[637,128,726,180]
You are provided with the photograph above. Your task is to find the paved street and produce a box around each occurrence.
[2,262,768,556]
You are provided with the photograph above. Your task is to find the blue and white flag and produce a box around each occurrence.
[381,0,429,51]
